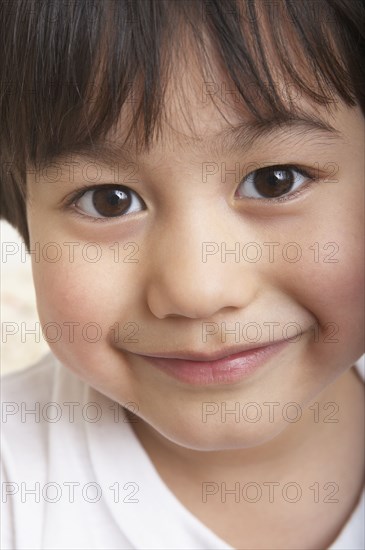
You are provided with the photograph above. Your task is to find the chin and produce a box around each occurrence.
[145,413,288,452]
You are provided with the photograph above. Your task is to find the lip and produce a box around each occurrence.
[137,339,290,385]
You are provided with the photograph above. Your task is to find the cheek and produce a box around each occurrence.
[34,260,111,325]
[277,215,364,362]
[31,256,140,386]
[294,258,364,360]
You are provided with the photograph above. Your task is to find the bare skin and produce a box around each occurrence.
[26,40,364,549]
[129,367,364,549]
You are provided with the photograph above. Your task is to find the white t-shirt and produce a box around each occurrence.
[1,352,364,550]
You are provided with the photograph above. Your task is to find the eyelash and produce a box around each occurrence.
[63,164,320,222]
[63,184,141,223]
[236,164,318,204]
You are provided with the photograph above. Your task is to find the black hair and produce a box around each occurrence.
[1,0,364,249]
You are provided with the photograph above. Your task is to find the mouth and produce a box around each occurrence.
[136,339,291,385]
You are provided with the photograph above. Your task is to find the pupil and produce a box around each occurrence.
[254,167,294,197]
[92,188,131,217]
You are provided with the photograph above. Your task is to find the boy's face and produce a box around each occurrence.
[26,63,364,451]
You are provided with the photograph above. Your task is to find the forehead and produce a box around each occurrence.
[101,47,340,159]
[29,2,358,172]
[9,0,361,181]
[86,55,344,166]
[103,6,343,149]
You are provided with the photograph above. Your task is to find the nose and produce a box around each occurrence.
[145,213,258,320]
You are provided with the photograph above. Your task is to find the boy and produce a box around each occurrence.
[1,0,364,548]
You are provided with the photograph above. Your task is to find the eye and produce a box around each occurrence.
[73,185,145,218]
[236,165,313,200]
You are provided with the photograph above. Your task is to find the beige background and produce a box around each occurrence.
[1,220,49,375]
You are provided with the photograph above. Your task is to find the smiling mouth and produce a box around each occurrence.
[136,339,291,385]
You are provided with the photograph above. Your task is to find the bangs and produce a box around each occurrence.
[1,0,364,170]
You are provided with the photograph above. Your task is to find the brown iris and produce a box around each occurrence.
[254,166,295,198]
[92,188,131,217]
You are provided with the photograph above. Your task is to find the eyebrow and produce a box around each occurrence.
[219,114,342,155]
[56,112,342,167]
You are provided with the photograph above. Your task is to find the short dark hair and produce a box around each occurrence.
[1,0,364,250]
